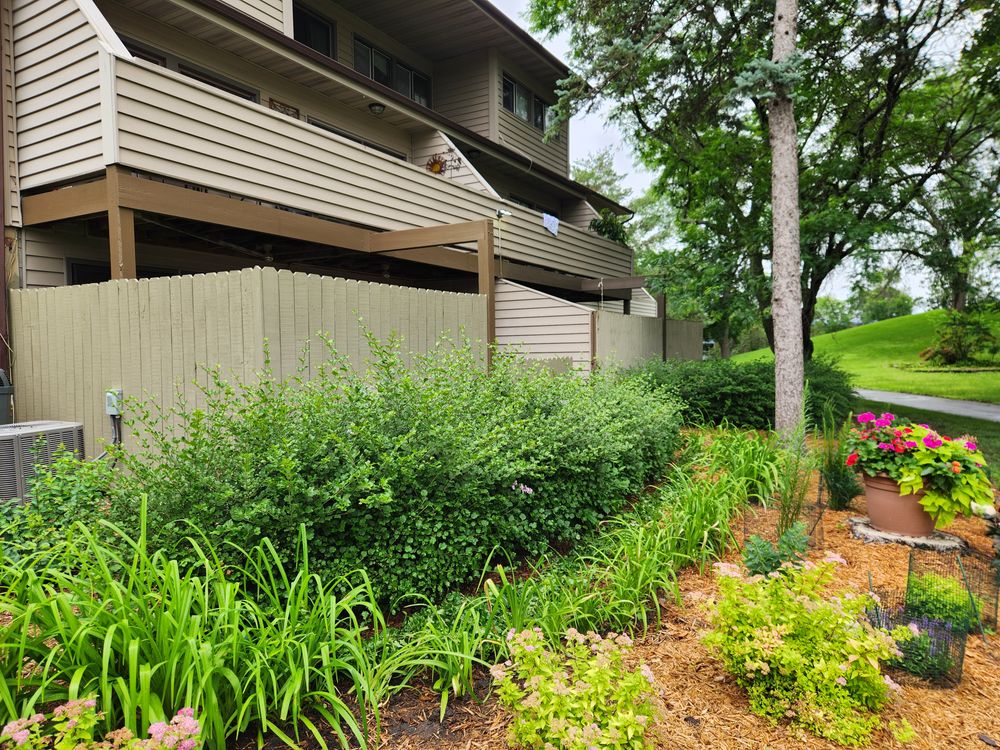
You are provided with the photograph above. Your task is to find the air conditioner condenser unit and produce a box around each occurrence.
[0,421,85,502]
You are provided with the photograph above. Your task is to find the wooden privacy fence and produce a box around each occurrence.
[9,266,487,457]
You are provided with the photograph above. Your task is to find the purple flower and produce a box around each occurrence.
[511,482,534,495]
[877,442,894,450]
[922,435,942,449]
[857,412,876,424]
[965,441,977,451]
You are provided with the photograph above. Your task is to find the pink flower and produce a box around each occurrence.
[965,441,977,451]
[874,418,892,428]
[908,622,920,636]
[857,412,876,424]
[823,552,847,565]
[922,435,942,449]
[836,676,847,686]
[10,730,29,746]
[880,412,895,422]
[918,423,930,429]
[905,441,917,448]
[877,442,894,450]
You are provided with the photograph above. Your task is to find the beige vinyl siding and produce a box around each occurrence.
[113,57,631,278]
[594,309,662,367]
[581,300,624,313]
[495,279,592,372]
[12,0,104,189]
[560,199,599,229]
[432,50,491,137]
[9,266,487,456]
[410,129,494,194]
[2,0,20,225]
[631,288,658,317]
[221,0,283,31]
[495,60,568,176]
[20,227,254,288]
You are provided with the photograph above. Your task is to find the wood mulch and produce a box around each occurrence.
[376,497,1000,750]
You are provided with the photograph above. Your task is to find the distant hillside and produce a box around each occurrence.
[733,311,1000,404]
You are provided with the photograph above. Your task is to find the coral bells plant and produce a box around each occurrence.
[492,628,657,750]
[0,700,201,750]
[844,412,995,526]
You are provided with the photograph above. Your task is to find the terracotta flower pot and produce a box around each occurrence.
[863,474,935,537]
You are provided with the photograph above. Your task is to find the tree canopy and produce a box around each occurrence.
[531,0,998,358]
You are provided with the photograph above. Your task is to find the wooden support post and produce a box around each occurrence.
[477,218,495,368]
[106,168,136,280]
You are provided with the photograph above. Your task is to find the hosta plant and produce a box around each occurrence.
[493,628,656,750]
[844,412,994,526]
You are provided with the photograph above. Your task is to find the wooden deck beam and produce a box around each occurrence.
[21,179,109,225]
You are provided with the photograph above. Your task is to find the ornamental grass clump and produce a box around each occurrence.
[705,560,902,746]
[844,411,994,526]
[493,628,656,750]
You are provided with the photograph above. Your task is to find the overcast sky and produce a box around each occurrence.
[488,0,931,304]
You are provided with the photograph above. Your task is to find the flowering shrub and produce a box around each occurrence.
[844,412,994,526]
[704,561,901,746]
[493,628,656,749]
[0,700,200,750]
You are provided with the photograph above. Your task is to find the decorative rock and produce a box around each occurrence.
[848,517,969,552]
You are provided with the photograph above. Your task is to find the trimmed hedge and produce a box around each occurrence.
[39,340,683,607]
[633,356,854,429]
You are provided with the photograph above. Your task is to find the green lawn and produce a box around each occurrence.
[733,310,1000,404]
[855,397,999,476]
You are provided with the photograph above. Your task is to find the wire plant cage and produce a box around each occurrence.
[906,548,999,634]
[867,587,967,688]
[742,474,826,550]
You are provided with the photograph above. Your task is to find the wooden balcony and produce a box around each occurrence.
[16,48,632,281]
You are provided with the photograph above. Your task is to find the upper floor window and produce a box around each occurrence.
[307,117,407,160]
[353,37,431,107]
[122,37,259,104]
[293,3,335,58]
[503,73,558,137]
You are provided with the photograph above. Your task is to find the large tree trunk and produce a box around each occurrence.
[719,319,732,358]
[769,0,803,435]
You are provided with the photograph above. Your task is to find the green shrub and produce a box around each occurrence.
[742,521,809,576]
[633,356,854,428]
[905,573,982,633]
[79,338,681,607]
[705,561,900,746]
[494,628,656,750]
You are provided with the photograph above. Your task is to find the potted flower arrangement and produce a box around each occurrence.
[844,411,995,536]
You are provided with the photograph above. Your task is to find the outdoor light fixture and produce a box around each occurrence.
[496,209,513,219]
[368,102,386,115]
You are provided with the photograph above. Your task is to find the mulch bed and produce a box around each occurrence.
[375,497,1000,749]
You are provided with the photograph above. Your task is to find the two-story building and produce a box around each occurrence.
[0,0,664,376]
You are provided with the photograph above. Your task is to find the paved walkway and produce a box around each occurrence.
[856,389,1000,423]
